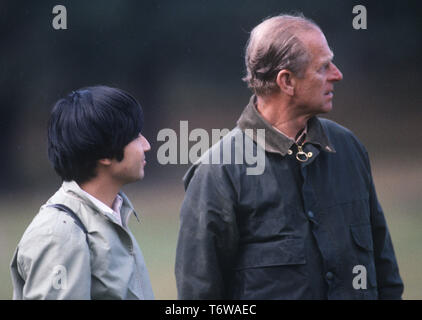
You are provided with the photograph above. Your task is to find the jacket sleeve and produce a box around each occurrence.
[365,151,404,299]
[13,211,91,300]
[175,163,239,299]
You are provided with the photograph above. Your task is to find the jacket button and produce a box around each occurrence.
[307,211,314,219]
[326,272,334,280]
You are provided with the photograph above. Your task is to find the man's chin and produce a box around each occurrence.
[138,171,145,181]
[319,103,333,114]
[124,172,144,184]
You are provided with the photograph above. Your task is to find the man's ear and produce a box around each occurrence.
[276,69,295,96]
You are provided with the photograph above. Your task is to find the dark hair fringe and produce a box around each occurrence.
[47,85,144,183]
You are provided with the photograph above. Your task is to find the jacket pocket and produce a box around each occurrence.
[350,224,377,289]
[350,224,374,251]
[235,238,306,270]
[230,238,307,299]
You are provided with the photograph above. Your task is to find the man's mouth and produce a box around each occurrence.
[325,90,334,97]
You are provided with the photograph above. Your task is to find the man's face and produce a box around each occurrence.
[109,134,151,184]
[293,29,343,115]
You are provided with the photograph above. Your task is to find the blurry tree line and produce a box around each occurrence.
[0,0,421,191]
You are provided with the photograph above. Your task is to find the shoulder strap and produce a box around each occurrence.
[47,204,88,236]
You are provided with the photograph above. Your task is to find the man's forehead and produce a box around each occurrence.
[298,29,332,53]
[307,35,334,63]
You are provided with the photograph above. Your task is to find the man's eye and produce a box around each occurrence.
[318,64,329,72]
[319,63,331,72]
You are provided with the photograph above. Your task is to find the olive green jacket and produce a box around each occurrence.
[10,181,154,300]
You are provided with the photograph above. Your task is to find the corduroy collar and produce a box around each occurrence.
[237,95,336,156]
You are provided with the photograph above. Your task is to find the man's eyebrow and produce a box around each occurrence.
[329,47,335,59]
[322,51,334,64]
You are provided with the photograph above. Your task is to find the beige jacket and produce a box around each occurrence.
[10,181,154,300]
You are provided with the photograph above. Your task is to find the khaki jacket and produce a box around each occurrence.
[10,181,154,300]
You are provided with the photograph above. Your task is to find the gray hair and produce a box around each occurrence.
[243,14,320,96]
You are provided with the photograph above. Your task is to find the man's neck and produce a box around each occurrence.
[79,176,121,209]
[256,94,311,139]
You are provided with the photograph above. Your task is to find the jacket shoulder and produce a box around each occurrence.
[318,117,367,152]
[182,127,244,189]
[318,117,355,137]
[16,204,89,278]
[19,204,86,250]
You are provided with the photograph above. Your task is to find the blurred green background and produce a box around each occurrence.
[1,0,421,299]
[1,159,421,299]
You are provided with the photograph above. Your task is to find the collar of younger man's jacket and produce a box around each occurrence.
[61,181,141,225]
[237,95,336,157]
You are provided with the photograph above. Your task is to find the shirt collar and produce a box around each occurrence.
[237,95,336,156]
[78,187,123,225]
[61,181,141,225]
[272,123,308,145]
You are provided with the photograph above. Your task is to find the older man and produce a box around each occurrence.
[175,14,403,299]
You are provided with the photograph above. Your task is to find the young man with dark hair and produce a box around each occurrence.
[10,85,154,299]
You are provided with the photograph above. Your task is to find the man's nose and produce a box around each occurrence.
[142,136,151,152]
[330,63,343,81]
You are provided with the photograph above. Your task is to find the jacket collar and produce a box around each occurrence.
[237,95,336,156]
[61,181,141,225]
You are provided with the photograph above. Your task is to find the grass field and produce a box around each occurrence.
[0,158,421,299]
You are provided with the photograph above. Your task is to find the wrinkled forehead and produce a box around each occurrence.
[300,29,334,63]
